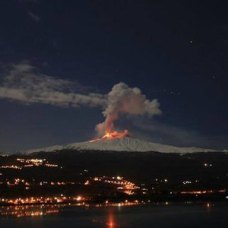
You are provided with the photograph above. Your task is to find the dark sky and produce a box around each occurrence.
[0,0,228,153]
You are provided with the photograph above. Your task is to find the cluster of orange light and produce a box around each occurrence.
[102,130,128,139]
[0,159,59,170]
[17,158,46,165]
[0,165,22,170]
[94,200,143,208]
[92,176,140,195]
[17,158,59,168]
[50,181,75,186]
[0,205,59,218]
[0,200,144,218]
[6,178,30,187]
[0,195,85,205]
[90,129,128,142]
[179,190,214,195]
[1,179,77,189]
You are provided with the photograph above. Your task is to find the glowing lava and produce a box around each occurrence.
[90,130,128,142]
[102,130,128,140]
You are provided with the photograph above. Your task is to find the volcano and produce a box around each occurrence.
[27,131,226,154]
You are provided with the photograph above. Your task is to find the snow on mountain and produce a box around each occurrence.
[26,137,224,154]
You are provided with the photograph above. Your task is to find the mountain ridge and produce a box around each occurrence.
[26,136,228,154]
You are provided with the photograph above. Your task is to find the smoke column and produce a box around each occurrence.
[96,82,161,135]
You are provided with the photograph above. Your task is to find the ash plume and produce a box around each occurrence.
[0,64,161,136]
[96,82,161,135]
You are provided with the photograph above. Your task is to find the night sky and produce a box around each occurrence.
[0,0,228,153]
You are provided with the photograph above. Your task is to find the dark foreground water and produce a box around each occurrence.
[0,203,227,228]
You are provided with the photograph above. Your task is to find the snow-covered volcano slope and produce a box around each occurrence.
[27,137,226,154]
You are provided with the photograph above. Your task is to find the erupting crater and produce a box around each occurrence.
[89,130,129,142]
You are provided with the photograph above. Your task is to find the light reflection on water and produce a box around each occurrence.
[0,202,227,228]
[0,201,140,218]
[0,202,213,218]
[0,204,60,217]
[106,210,115,228]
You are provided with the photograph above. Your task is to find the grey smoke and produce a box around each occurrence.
[96,82,161,134]
[0,64,161,135]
